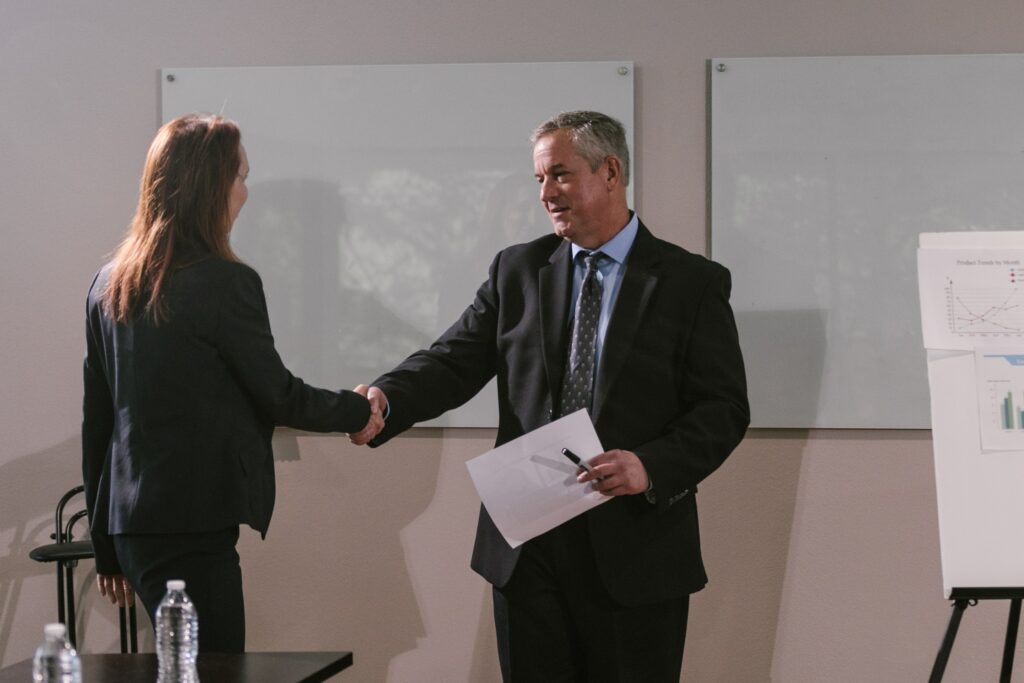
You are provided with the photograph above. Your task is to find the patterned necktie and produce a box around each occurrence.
[558,251,603,417]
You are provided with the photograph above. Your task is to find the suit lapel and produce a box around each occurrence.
[539,240,573,413]
[593,223,660,423]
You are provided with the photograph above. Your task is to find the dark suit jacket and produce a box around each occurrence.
[371,222,749,605]
[82,254,370,575]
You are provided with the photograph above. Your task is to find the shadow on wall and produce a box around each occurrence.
[0,435,133,664]
[242,431,448,679]
[683,430,811,683]
[233,169,549,401]
[233,176,471,395]
[381,427,507,681]
[0,438,351,663]
[468,581,502,681]
[681,310,825,681]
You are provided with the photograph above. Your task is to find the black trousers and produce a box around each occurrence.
[493,515,689,683]
[113,527,244,653]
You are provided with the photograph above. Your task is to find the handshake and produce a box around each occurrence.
[348,384,388,446]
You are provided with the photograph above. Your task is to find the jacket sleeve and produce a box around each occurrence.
[215,264,371,433]
[81,276,121,575]
[633,265,750,512]
[370,253,503,443]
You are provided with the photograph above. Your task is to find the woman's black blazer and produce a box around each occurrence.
[82,254,368,574]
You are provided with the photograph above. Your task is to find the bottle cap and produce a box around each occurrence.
[43,623,66,638]
[166,579,186,591]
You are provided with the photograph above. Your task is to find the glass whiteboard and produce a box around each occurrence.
[162,62,634,427]
[711,54,1024,428]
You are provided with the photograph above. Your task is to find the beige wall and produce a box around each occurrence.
[3,1,1023,680]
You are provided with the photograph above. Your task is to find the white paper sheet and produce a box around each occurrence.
[464,409,610,548]
[974,348,1024,451]
[919,232,1024,595]
[927,349,1024,595]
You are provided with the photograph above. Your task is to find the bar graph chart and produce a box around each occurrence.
[997,387,1024,430]
[979,352,1024,450]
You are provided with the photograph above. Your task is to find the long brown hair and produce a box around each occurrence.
[103,114,242,323]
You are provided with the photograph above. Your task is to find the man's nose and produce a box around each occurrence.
[539,178,557,202]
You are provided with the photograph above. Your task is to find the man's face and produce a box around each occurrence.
[533,130,614,249]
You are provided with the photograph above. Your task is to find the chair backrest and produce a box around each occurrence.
[54,485,86,544]
[29,485,93,564]
[29,484,139,653]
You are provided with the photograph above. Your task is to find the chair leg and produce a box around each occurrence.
[129,603,138,653]
[64,562,77,648]
[55,562,66,627]
[119,606,127,653]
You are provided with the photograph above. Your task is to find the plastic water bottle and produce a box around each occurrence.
[155,579,200,683]
[32,622,81,683]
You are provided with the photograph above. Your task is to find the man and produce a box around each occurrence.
[353,111,749,681]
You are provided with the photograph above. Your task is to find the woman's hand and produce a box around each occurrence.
[96,574,135,607]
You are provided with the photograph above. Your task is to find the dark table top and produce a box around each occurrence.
[0,650,352,682]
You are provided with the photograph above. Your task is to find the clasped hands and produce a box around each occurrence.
[348,384,388,445]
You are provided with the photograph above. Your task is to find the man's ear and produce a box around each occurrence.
[604,155,623,188]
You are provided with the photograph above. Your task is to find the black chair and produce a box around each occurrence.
[29,485,137,653]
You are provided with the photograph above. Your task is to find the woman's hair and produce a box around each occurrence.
[103,113,242,323]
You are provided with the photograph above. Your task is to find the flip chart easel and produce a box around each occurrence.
[918,231,1024,679]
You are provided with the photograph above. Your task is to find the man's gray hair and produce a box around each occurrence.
[531,111,630,187]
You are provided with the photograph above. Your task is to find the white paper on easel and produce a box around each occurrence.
[465,409,610,548]
[974,349,1024,451]
[920,231,1024,596]
[926,349,1024,596]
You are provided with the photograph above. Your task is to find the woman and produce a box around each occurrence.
[81,114,380,652]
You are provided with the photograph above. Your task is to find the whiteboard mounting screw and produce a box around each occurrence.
[618,66,629,76]
[166,74,175,82]
[716,63,727,73]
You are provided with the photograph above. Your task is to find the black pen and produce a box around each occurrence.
[561,447,597,477]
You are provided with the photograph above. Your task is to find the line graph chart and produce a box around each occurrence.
[919,245,1024,350]
[947,277,1024,336]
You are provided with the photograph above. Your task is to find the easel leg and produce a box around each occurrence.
[930,599,971,683]
[1000,598,1021,683]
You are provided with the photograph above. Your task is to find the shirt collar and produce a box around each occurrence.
[570,211,639,265]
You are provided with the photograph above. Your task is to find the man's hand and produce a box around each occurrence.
[348,384,388,445]
[577,449,650,496]
[96,574,135,607]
